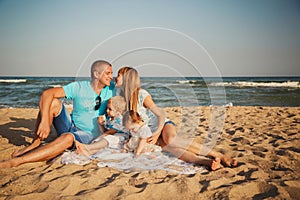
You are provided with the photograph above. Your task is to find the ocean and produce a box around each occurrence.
[0,76,299,108]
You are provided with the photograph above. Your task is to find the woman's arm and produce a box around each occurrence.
[143,95,165,144]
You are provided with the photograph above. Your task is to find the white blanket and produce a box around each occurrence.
[61,148,207,174]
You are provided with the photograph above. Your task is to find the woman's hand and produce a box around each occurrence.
[147,132,160,144]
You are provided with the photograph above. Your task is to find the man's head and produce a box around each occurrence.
[91,60,113,86]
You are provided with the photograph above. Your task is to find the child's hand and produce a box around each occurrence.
[134,151,141,158]
[98,115,106,125]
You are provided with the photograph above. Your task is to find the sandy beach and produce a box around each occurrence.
[0,106,299,199]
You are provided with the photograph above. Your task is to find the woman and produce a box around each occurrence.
[115,67,237,170]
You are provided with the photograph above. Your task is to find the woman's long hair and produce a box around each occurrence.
[118,67,141,112]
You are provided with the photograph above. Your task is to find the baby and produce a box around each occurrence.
[76,96,129,155]
[122,110,161,157]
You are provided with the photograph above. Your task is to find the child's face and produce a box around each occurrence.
[106,101,118,117]
[125,120,141,133]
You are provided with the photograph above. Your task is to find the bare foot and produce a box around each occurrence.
[11,139,41,158]
[75,141,91,157]
[0,159,19,168]
[220,156,237,167]
[211,157,222,171]
[11,148,26,158]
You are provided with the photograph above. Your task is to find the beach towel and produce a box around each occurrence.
[61,148,207,174]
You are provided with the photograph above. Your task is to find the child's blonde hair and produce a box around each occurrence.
[108,96,126,114]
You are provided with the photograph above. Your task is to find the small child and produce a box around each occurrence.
[76,96,129,156]
[122,110,161,157]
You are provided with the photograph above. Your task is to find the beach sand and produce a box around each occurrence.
[0,106,299,199]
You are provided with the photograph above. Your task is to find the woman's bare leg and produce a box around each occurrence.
[161,124,237,167]
[162,144,221,171]
[0,133,74,168]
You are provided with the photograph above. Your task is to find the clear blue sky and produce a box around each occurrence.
[0,0,299,77]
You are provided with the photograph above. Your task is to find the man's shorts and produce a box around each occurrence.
[52,105,95,144]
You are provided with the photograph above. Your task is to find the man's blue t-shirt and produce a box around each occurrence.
[63,81,115,137]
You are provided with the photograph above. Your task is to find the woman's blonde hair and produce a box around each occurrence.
[118,67,141,112]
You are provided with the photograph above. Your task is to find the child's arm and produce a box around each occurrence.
[98,115,107,133]
[135,138,147,157]
[103,129,117,135]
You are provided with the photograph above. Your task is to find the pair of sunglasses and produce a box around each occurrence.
[94,95,101,110]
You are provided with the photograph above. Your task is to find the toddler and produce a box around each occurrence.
[76,96,129,155]
[122,110,161,157]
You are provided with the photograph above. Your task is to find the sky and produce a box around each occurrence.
[0,0,299,77]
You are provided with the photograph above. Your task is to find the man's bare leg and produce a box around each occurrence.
[11,99,62,158]
[1,133,74,168]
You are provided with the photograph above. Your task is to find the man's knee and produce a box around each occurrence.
[50,98,62,117]
[60,133,75,147]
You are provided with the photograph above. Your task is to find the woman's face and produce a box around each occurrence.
[115,72,123,87]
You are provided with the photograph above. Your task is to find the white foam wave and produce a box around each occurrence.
[0,79,27,83]
[209,81,300,88]
[177,80,197,84]
[49,84,62,88]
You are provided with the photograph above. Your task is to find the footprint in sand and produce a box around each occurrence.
[229,182,279,199]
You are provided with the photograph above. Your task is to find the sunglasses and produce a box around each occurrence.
[94,95,101,110]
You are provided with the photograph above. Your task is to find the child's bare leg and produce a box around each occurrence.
[76,139,108,156]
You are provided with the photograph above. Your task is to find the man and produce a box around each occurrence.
[0,60,114,168]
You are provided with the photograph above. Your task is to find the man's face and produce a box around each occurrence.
[99,66,113,86]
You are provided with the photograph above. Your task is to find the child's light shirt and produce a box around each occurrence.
[125,124,161,153]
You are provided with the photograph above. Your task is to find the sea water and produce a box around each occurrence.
[0,76,299,108]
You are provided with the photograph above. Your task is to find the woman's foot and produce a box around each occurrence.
[211,157,222,171]
[220,155,237,167]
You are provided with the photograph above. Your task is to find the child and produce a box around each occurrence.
[76,96,129,156]
[122,110,161,157]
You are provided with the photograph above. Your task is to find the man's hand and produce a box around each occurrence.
[36,121,51,140]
